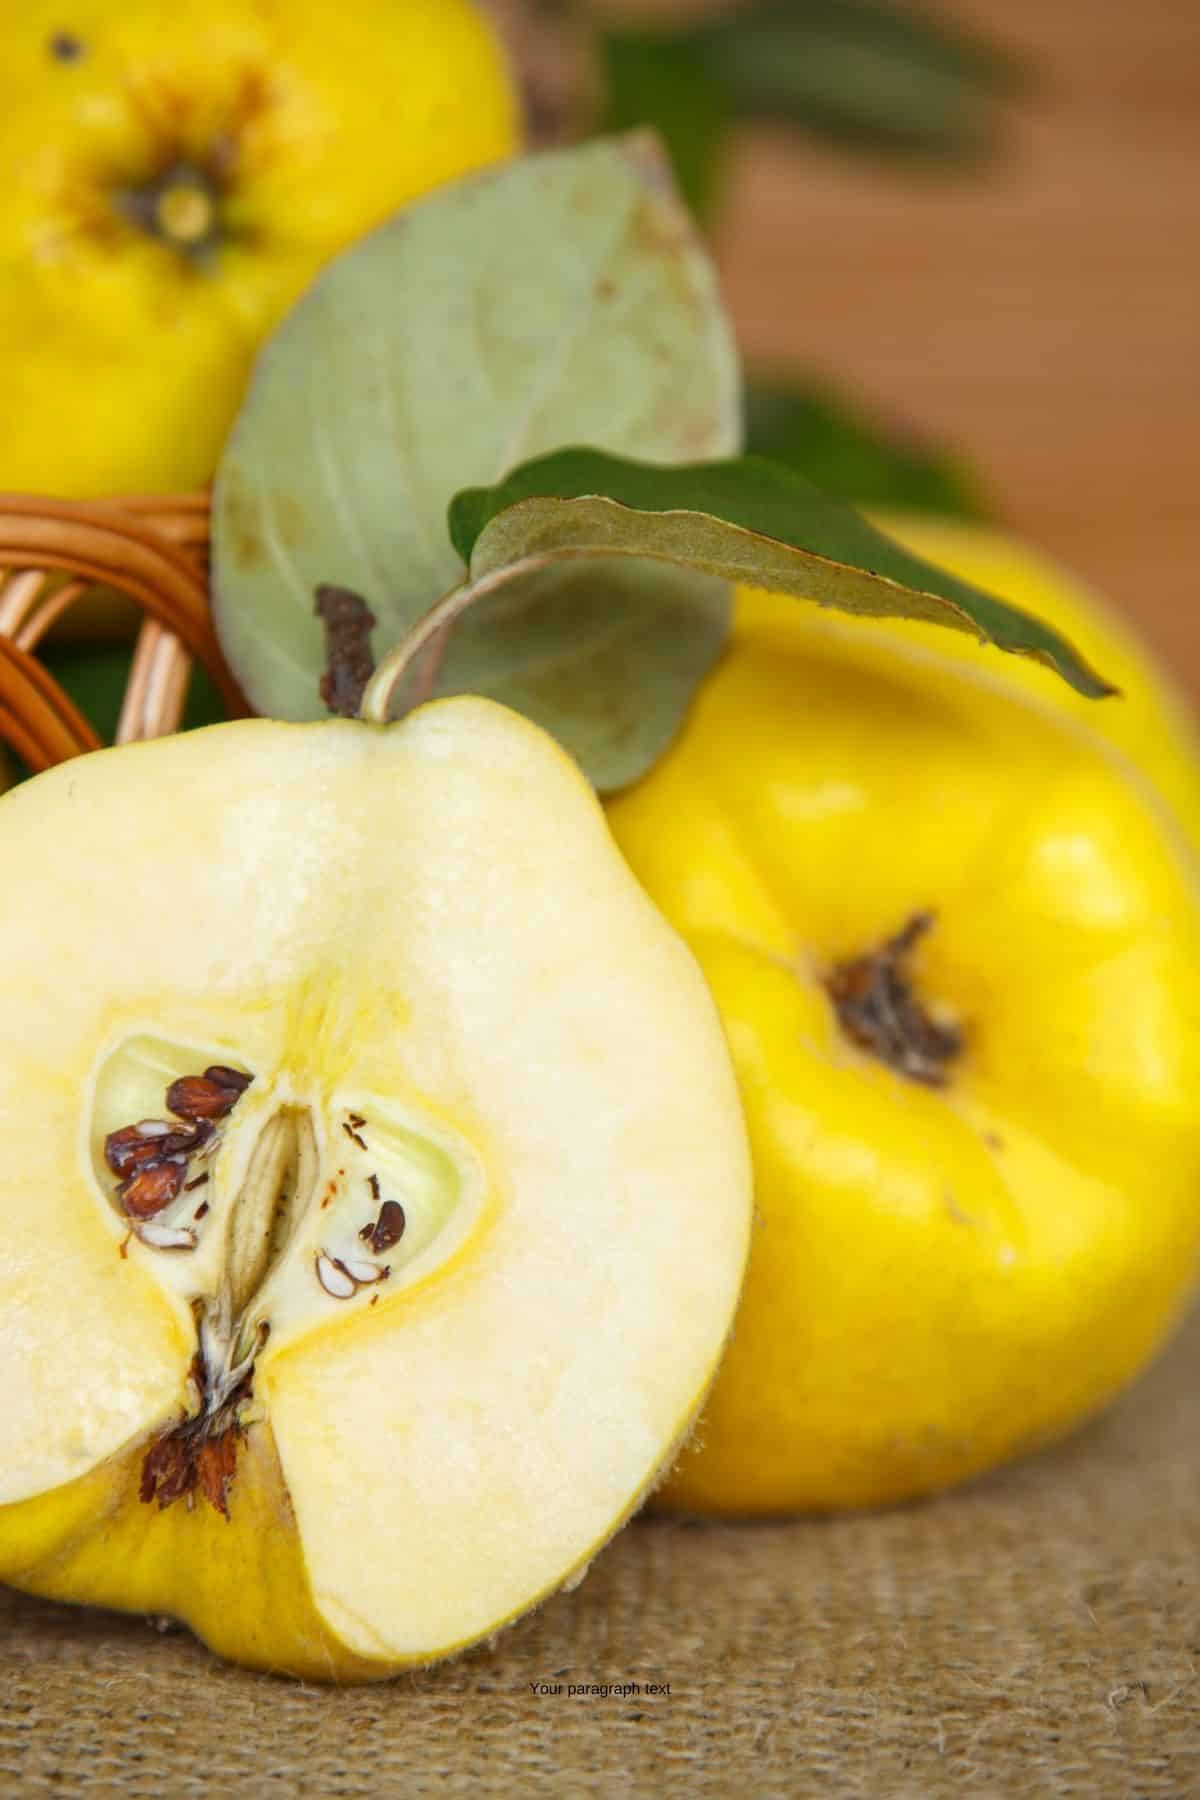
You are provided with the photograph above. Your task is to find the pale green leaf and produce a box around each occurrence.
[381,557,731,793]
[212,134,740,723]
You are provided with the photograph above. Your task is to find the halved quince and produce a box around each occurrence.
[0,698,750,1677]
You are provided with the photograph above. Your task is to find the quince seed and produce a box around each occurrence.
[118,1160,185,1220]
[315,1253,356,1300]
[137,1220,198,1252]
[360,1199,406,1255]
[339,1257,389,1286]
[167,1071,250,1121]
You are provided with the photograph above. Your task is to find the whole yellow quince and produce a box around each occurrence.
[0,0,519,496]
[608,596,1200,1513]
[856,515,1200,849]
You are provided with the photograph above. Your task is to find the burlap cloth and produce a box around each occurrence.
[3,1297,1197,1798]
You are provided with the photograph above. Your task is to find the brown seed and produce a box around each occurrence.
[147,1120,216,1163]
[119,1160,185,1220]
[371,1200,406,1254]
[105,1124,164,1179]
[204,1066,252,1095]
[341,1121,368,1150]
[104,1120,201,1178]
[367,1173,381,1203]
[167,1075,243,1121]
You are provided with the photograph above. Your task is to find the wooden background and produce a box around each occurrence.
[627,0,1200,691]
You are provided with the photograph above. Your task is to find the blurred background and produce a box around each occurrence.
[576,0,1200,691]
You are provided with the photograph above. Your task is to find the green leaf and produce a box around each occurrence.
[744,378,988,519]
[383,557,732,794]
[212,134,740,726]
[690,0,1028,163]
[448,447,1113,699]
[600,31,732,224]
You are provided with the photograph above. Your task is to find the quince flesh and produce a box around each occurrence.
[0,0,518,496]
[0,698,750,1676]
[608,604,1200,1513]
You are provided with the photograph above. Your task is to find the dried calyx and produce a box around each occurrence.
[826,912,964,1087]
[117,161,224,262]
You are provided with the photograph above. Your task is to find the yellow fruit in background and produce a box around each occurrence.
[607,610,1200,1513]
[0,0,519,497]
[792,515,1200,851]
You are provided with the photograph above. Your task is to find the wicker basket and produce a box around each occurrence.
[0,492,245,772]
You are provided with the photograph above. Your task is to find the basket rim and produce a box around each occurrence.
[0,488,245,770]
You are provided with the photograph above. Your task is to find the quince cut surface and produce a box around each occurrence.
[0,698,750,1677]
[607,609,1200,1513]
[0,0,519,496]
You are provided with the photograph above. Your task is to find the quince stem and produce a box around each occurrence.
[358,554,552,725]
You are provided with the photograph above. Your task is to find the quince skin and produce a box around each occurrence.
[0,0,519,496]
[608,595,1200,1513]
[847,516,1200,850]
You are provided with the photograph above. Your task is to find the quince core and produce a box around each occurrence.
[0,698,750,1677]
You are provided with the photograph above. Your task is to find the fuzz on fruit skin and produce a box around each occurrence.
[808,515,1200,852]
[0,0,519,497]
[609,584,1200,1514]
[0,1427,382,1682]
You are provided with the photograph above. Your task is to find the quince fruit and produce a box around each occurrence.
[0,699,750,1675]
[607,602,1200,1513]
[0,0,518,497]
[842,515,1200,849]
